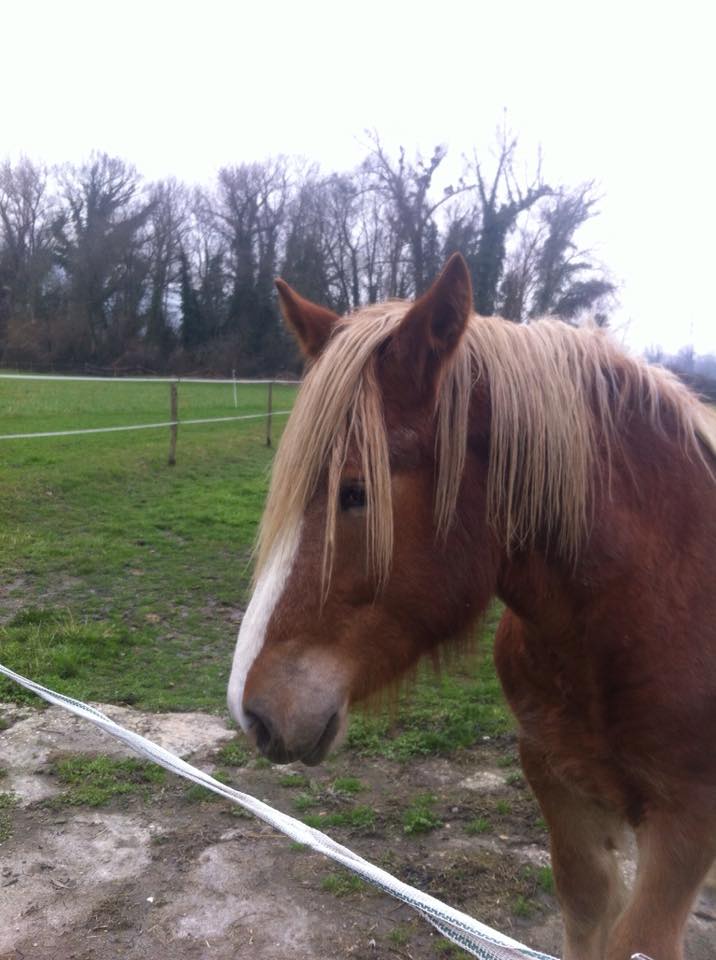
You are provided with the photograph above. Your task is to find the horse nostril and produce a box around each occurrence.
[244,706,273,754]
[242,698,340,765]
[302,709,341,766]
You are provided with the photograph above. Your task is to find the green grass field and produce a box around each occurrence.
[0,373,511,753]
[0,375,297,433]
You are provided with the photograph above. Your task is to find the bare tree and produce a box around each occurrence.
[498,223,544,321]
[0,131,620,373]
[323,173,362,311]
[214,159,289,360]
[364,135,471,296]
[281,169,334,308]
[145,179,188,350]
[0,158,56,359]
[54,154,155,361]
[469,127,551,315]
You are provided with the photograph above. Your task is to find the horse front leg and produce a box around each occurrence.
[605,805,716,960]
[519,738,628,960]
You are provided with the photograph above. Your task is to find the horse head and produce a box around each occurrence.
[227,255,497,764]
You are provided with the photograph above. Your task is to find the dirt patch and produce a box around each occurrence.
[1,704,714,960]
[0,579,33,626]
[0,703,235,805]
[0,575,85,627]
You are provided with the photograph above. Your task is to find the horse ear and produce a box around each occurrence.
[275,279,340,359]
[392,253,473,393]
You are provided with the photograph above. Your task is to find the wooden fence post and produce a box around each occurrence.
[266,380,273,447]
[168,381,178,465]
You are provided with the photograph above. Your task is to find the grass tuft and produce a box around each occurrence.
[402,793,442,835]
[465,816,491,835]
[512,894,535,918]
[537,865,555,894]
[320,871,367,897]
[52,755,165,807]
[302,805,376,831]
[216,739,250,767]
[388,925,410,946]
[331,776,364,795]
[293,792,320,812]
[0,792,17,842]
[278,773,310,789]
[184,769,232,803]
[434,939,472,958]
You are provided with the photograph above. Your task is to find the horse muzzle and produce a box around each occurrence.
[242,693,347,766]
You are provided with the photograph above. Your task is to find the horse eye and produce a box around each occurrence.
[339,482,366,512]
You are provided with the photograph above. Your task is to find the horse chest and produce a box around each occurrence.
[493,611,641,811]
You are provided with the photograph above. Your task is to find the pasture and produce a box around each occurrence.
[0,377,296,712]
[0,376,713,960]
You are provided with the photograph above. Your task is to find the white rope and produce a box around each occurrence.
[0,411,292,441]
[0,373,299,385]
[0,662,557,960]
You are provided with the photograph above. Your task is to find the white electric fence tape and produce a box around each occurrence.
[0,411,292,441]
[0,662,557,960]
[0,374,299,385]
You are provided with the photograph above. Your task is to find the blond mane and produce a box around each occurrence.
[257,306,714,586]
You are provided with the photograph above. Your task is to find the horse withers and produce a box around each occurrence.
[227,255,716,960]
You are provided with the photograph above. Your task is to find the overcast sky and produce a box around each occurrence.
[3,0,714,354]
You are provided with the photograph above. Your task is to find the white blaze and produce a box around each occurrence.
[227,524,301,732]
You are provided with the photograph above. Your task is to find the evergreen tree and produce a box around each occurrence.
[179,249,203,348]
[531,187,615,320]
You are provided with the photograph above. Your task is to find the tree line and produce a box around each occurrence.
[644,346,716,402]
[0,130,616,376]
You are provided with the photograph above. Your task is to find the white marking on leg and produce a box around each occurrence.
[227,524,301,731]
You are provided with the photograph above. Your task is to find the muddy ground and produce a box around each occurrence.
[1,702,714,960]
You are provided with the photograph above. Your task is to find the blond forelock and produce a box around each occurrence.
[257,306,714,588]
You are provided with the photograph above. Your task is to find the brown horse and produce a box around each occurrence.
[227,254,716,960]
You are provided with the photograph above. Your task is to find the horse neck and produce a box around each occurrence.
[495,550,581,633]
[490,411,714,633]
